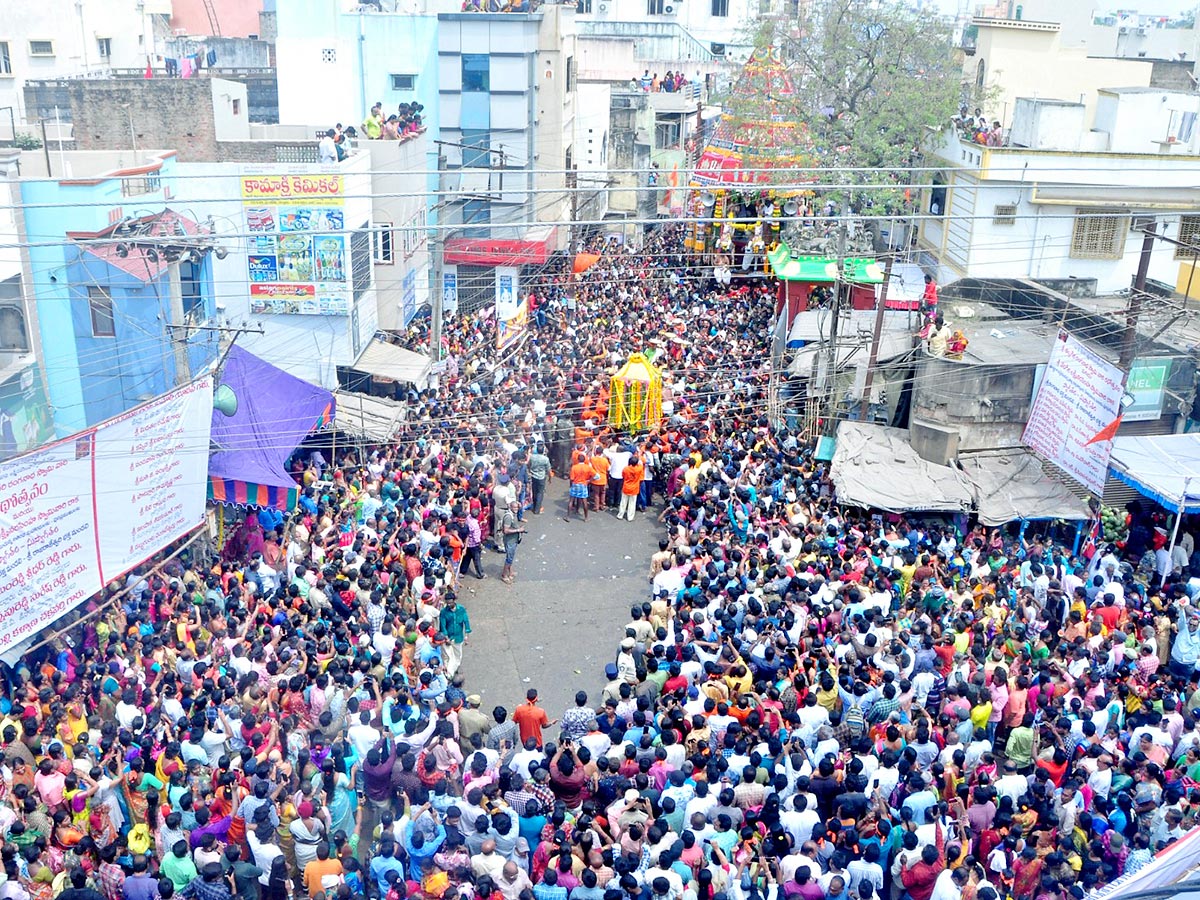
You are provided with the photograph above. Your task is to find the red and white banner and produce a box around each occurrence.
[0,378,213,657]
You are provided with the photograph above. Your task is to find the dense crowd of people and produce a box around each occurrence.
[3,225,1198,900]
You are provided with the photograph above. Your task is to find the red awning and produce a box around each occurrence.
[444,227,557,266]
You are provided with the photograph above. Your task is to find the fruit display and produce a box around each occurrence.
[1099,505,1129,543]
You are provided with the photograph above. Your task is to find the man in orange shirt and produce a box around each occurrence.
[618,453,644,522]
[567,451,593,523]
[589,446,609,512]
[512,688,556,748]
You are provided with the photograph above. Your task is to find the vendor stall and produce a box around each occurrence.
[208,346,335,512]
[831,421,974,513]
[961,451,1090,526]
[768,242,884,324]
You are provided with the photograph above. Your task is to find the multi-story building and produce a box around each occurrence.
[0,0,175,126]
[436,4,576,308]
[276,0,577,312]
[964,16,1196,128]
[7,149,221,435]
[0,155,53,459]
[920,87,1200,295]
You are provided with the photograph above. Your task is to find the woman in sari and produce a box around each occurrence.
[288,800,327,874]
[319,759,358,843]
[121,758,163,827]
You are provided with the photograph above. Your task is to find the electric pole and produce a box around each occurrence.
[822,223,848,432]
[1120,222,1156,371]
[429,146,447,386]
[860,255,894,422]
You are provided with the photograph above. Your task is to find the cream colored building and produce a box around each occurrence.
[966,18,1161,128]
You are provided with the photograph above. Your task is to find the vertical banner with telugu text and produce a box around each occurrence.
[95,377,213,580]
[0,378,213,659]
[1022,331,1125,495]
[495,266,527,351]
[0,436,100,655]
[242,175,349,316]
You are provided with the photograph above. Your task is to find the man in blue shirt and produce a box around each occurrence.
[369,840,406,897]
[404,820,446,881]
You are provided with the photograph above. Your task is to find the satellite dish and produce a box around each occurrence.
[700,192,716,208]
[213,384,239,417]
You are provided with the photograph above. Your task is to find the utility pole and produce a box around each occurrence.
[429,146,447,386]
[822,223,848,432]
[1120,222,1157,371]
[566,167,578,250]
[167,260,192,387]
[860,255,894,422]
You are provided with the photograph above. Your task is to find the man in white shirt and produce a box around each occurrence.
[347,710,382,760]
[318,129,338,163]
[995,760,1027,806]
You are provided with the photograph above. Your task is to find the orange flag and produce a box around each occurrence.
[1085,413,1123,446]
[572,253,601,274]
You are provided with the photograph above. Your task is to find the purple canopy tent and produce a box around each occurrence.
[207,346,335,511]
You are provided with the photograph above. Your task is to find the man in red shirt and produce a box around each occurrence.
[513,689,557,748]
[900,822,944,900]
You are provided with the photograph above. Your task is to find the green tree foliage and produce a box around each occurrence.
[748,0,961,173]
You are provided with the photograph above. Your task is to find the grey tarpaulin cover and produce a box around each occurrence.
[961,452,1089,526]
[831,422,974,513]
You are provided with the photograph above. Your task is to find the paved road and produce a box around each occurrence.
[455,480,660,723]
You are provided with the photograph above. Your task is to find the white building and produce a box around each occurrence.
[0,0,173,126]
[574,0,760,61]
[920,88,1200,295]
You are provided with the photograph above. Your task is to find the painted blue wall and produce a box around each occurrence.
[19,157,218,434]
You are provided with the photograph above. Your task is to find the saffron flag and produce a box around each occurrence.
[1085,413,1123,446]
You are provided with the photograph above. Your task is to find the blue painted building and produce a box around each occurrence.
[275,0,442,188]
[18,152,219,435]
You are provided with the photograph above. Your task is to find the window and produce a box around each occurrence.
[655,115,681,149]
[0,42,11,75]
[566,55,575,93]
[28,41,53,57]
[576,0,592,11]
[96,37,111,58]
[0,306,28,351]
[1070,210,1127,260]
[993,204,1016,226]
[928,174,947,217]
[647,0,665,14]
[461,129,490,167]
[231,98,241,115]
[373,221,395,264]
[462,54,489,92]
[351,222,373,302]
[88,287,115,337]
[461,198,490,237]
[390,73,415,91]
[1177,215,1200,259]
[179,260,205,324]
[711,0,729,15]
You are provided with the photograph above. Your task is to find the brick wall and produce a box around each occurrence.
[69,80,219,161]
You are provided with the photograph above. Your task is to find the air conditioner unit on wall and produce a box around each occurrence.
[664,3,675,12]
